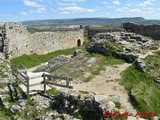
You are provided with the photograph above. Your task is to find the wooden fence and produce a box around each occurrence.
[42,73,73,93]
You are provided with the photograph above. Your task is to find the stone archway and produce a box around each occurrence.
[77,39,81,47]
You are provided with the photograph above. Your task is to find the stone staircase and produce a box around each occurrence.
[19,71,51,95]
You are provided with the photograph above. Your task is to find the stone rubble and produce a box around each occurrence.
[86,32,159,72]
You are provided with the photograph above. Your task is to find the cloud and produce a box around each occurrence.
[22,0,46,15]
[60,11,70,14]
[116,7,141,13]
[57,2,77,6]
[113,0,120,5]
[138,0,155,7]
[58,6,95,13]
[24,0,43,8]
[129,9,141,13]
[60,0,86,2]
[20,12,28,15]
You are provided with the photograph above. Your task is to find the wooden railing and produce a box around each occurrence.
[11,64,30,99]
[42,73,73,93]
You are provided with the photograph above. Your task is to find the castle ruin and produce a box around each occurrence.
[0,23,84,59]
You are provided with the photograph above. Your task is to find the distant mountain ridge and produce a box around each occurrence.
[22,17,160,27]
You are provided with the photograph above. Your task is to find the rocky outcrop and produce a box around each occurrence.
[86,32,158,71]
[34,55,71,72]
[49,90,126,120]
[136,57,146,72]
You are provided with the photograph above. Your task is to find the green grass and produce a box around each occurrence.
[85,52,125,76]
[82,36,90,47]
[115,102,121,109]
[83,76,93,82]
[120,64,160,115]
[46,87,59,96]
[0,102,14,120]
[145,51,160,78]
[10,47,76,68]
[79,90,89,94]
[103,40,123,53]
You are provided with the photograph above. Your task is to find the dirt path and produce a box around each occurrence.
[72,63,137,114]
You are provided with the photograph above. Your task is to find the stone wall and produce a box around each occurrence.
[123,22,160,40]
[87,27,124,39]
[29,30,84,55]
[0,23,84,59]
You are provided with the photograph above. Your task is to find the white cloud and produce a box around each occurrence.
[22,0,46,15]
[37,7,46,12]
[58,6,95,13]
[116,7,141,13]
[24,0,42,8]
[113,0,120,5]
[20,12,28,15]
[129,9,141,13]
[60,0,86,2]
[60,11,70,14]
[57,2,77,6]
[138,0,155,7]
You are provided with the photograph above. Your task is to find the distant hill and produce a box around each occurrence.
[22,17,160,28]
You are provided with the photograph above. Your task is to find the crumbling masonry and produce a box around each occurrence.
[0,23,84,59]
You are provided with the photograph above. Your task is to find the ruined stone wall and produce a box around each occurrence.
[87,27,124,39]
[29,29,84,55]
[6,23,30,59]
[3,23,84,59]
[123,22,160,40]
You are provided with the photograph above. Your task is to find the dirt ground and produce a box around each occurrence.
[72,63,137,114]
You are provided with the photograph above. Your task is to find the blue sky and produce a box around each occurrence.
[0,0,160,22]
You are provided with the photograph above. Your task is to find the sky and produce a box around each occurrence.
[0,0,160,22]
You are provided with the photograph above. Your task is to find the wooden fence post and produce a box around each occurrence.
[66,77,69,87]
[26,75,29,99]
[43,73,46,93]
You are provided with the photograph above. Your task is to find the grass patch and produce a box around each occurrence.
[115,102,121,109]
[10,47,76,68]
[82,36,90,47]
[103,40,123,53]
[79,90,89,94]
[83,76,93,82]
[46,87,59,96]
[145,51,160,78]
[85,52,125,76]
[0,103,14,120]
[120,64,160,115]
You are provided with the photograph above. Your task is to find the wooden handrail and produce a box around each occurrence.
[42,73,73,93]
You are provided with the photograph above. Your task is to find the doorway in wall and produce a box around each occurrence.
[77,39,81,47]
